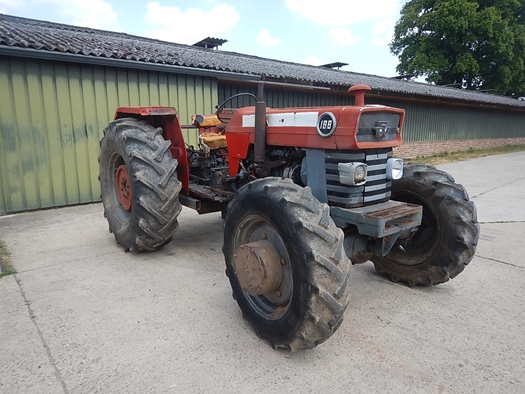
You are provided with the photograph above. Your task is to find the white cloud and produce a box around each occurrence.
[302,55,326,66]
[144,2,239,45]
[372,20,392,35]
[0,0,26,13]
[370,20,395,46]
[256,29,281,47]
[329,28,359,46]
[42,0,118,30]
[370,36,391,47]
[285,0,402,26]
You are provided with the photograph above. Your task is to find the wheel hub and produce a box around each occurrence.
[115,165,132,211]
[233,240,283,296]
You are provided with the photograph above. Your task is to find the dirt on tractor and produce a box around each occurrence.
[98,83,479,350]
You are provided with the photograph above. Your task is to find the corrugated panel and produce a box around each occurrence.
[0,58,216,214]
[369,98,525,142]
[219,83,350,109]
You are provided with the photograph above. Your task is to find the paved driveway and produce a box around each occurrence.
[1,152,524,393]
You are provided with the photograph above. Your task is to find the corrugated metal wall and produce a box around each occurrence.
[0,58,217,214]
[368,98,525,142]
[2,63,524,214]
[219,83,350,108]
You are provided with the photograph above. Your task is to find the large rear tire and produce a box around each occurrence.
[99,118,182,252]
[371,163,479,286]
[223,178,351,351]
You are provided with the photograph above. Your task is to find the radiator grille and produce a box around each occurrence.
[356,112,400,142]
[325,149,392,208]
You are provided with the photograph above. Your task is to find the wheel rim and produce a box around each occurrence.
[233,214,293,320]
[107,152,132,225]
[115,164,132,211]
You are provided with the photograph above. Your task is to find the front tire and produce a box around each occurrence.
[223,178,351,351]
[371,163,479,286]
[99,118,182,252]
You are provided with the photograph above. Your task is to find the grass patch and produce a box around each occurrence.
[0,239,16,278]
[415,144,525,165]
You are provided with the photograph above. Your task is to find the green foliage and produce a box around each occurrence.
[390,0,525,96]
[0,239,15,278]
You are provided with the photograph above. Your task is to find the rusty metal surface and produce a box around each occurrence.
[233,240,283,296]
[331,201,423,238]
[188,184,234,203]
[116,106,178,117]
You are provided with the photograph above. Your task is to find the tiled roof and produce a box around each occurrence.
[1,13,524,108]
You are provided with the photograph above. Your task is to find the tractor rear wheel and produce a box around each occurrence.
[371,163,479,286]
[99,118,182,252]
[223,178,351,351]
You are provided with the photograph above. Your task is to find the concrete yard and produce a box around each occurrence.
[1,152,524,393]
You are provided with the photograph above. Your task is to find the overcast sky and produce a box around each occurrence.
[1,0,406,78]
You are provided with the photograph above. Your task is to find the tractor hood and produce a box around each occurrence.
[225,105,405,151]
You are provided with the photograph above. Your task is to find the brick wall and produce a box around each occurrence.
[393,137,525,158]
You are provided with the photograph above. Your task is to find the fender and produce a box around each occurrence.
[115,106,190,194]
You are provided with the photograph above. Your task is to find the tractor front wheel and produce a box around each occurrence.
[99,118,182,252]
[223,178,352,351]
[371,163,479,286]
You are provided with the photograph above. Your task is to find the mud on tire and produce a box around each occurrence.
[371,163,479,286]
[223,178,352,351]
[99,118,182,252]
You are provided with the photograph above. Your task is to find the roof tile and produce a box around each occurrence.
[1,13,524,108]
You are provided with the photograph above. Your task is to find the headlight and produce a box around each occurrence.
[386,158,403,180]
[354,165,367,183]
[338,162,368,186]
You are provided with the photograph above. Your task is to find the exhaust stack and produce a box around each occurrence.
[254,83,267,165]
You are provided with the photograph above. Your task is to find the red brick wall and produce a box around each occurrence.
[393,137,525,158]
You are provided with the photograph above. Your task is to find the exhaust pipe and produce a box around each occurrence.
[254,83,267,165]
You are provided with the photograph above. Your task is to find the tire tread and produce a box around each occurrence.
[99,118,182,252]
[224,178,352,351]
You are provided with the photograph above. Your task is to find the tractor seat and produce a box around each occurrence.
[192,114,222,128]
[200,132,228,149]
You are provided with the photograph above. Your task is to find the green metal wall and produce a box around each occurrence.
[368,98,525,143]
[2,61,523,214]
[0,58,217,214]
[219,83,350,108]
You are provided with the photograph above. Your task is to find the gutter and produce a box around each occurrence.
[0,46,262,82]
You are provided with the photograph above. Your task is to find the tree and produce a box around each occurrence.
[390,0,525,96]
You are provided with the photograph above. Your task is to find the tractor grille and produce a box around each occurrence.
[356,112,400,142]
[325,149,392,208]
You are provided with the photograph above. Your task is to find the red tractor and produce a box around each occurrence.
[99,84,479,351]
